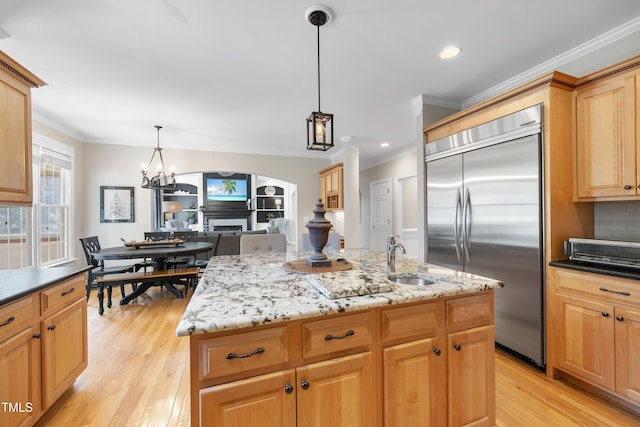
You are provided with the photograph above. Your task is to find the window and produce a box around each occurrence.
[0,138,73,269]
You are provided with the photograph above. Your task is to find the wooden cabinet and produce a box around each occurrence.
[0,272,87,427]
[41,298,87,408]
[550,267,640,409]
[200,352,374,427]
[575,71,638,199]
[190,291,495,427]
[319,163,343,210]
[382,294,495,427]
[0,50,45,206]
[0,297,40,427]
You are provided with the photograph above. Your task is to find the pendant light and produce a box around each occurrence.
[140,125,177,190]
[306,5,335,151]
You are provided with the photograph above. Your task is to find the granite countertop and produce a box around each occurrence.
[550,259,640,281]
[176,249,504,337]
[0,262,91,306]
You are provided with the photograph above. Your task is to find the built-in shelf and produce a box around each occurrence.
[256,185,284,223]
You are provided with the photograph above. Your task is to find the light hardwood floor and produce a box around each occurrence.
[35,286,640,426]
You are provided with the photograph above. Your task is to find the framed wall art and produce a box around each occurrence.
[100,186,135,223]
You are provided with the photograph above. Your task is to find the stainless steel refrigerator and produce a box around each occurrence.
[425,104,545,367]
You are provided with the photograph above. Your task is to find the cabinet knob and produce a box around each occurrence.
[32,333,41,339]
[602,312,610,317]
[453,343,461,351]
[624,185,632,190]
[284,384,294,394]
[301,380,310,390]
[616,316,624,322]
[433,348,442,356]
[47,325,56,331]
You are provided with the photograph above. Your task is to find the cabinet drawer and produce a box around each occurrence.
[445,293,492,331]
[41,274,84,317]
[0,295,38,343]
[556,269,640,306]
[381,302,441,343]
[199,327,289,381]
[302,312,371,358]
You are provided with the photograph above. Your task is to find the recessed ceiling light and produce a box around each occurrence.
[380,142,390,148]
[439,46,461,59]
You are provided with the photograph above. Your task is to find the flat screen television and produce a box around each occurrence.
[206,178,248,201]
[203,173,251,210]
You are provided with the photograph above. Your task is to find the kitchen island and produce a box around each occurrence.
[177,249,503,427]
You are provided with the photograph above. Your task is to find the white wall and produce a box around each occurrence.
[34,120,330,259]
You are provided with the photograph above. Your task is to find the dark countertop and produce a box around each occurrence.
[550,259,640,281]
[0,262,92,306]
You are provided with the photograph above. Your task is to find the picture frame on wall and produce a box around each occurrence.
[100,186,135,223]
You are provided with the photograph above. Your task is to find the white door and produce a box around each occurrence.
[370,179,391,251]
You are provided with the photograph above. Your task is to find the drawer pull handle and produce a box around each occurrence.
[433,348,442,356]
[453,343,461,351]
[624,185,632,190]
[226,347,265,360]
[616,316,625,322]
[61,287,76,297]
[602,312,610,317]
[598,287,631,296]
[47,325,56,331]
[33,333,41,339]
[0,316,15,328]
[324,329,355,341]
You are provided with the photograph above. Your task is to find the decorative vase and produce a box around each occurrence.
[305,199,333,267]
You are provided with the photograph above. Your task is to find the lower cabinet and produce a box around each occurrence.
[551,268,640,409]
[200,352,374,427]
[41,298,87,408]
[0,325,41,427]
[191,291,495,427]
[0,272,87,427]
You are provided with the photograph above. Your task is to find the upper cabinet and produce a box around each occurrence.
[319,163,343,210]
[0,50,45,206]
[574,57,640,201]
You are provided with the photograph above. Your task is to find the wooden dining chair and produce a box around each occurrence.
[144,231,171,242]
[79,236,138,315]
[172,231,209,269]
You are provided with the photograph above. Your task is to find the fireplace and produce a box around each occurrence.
[206,217,248,232]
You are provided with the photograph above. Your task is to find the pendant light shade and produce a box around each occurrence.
[306,5,335,151]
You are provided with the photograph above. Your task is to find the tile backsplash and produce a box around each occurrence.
[594,201,640,242]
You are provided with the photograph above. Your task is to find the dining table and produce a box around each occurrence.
[91,241,213,303]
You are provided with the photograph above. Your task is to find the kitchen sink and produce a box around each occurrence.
[387,273,435,286]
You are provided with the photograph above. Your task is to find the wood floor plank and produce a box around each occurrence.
[33,286,640,426]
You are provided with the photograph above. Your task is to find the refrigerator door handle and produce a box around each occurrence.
[454,188,462,261]
[463,188,471,263]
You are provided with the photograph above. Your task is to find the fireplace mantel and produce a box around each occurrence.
[202,209,253,219]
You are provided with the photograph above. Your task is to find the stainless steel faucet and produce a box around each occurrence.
[386,235,406,275]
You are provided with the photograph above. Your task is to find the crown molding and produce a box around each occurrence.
[462,16,640,109]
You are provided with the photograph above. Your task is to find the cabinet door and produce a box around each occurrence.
[383,337,446,427]
[0,326,40,427]
[0,73,32,206]
[576,73,637,198]
[615,306,640,404]
[200,369,296,427]
[448,325,495,427]
[41,299,88,408]
[555,295,615,389]
[297,352,375,427]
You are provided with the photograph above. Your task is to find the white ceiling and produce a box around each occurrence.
[2,0,640,168]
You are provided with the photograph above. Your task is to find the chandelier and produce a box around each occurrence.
[140,125,176,190]
[306,5,334,151]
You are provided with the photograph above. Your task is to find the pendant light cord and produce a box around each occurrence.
[317,23,321,112]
